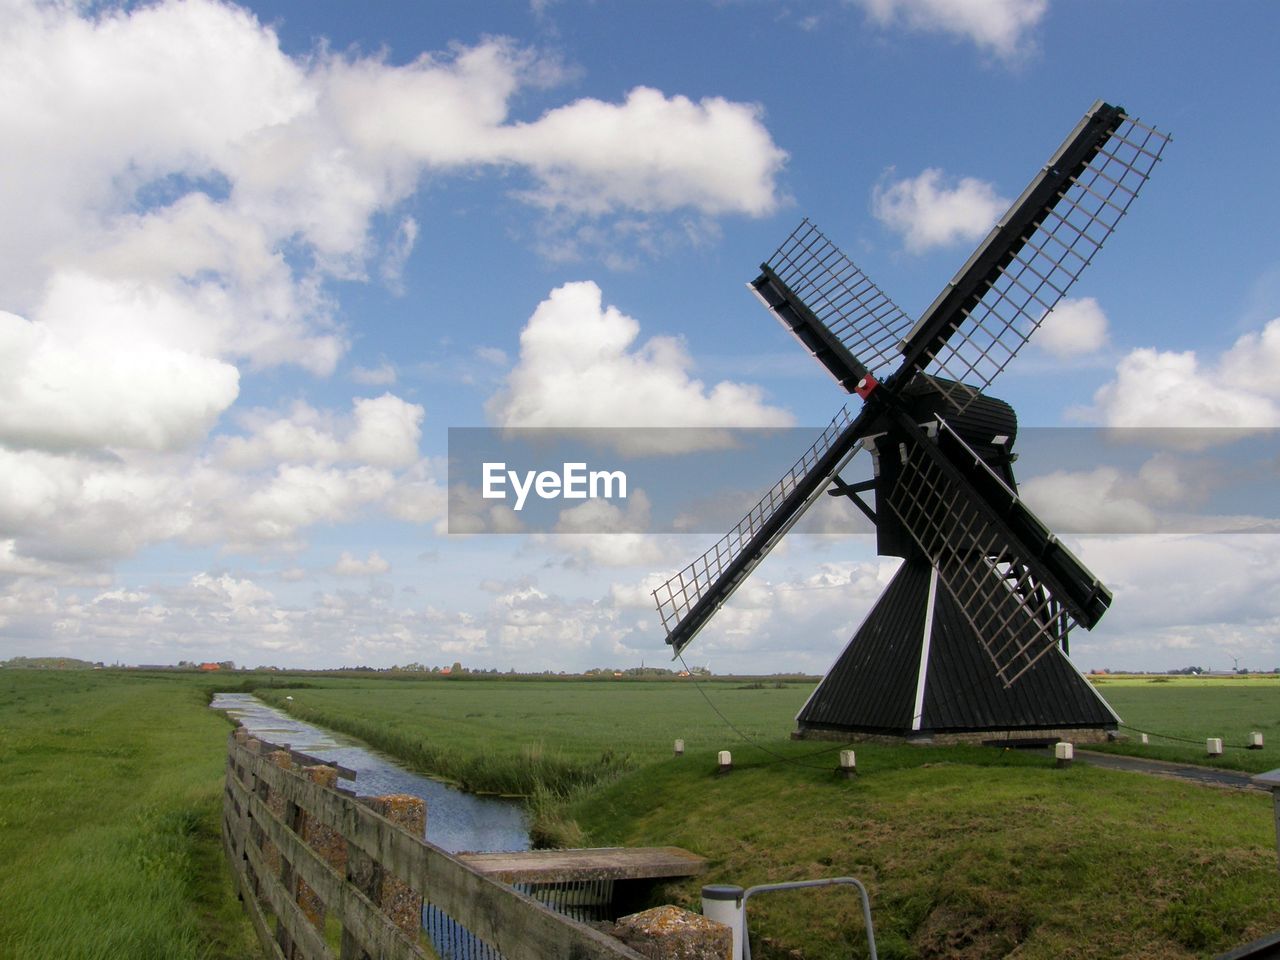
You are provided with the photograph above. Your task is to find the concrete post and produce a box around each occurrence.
[1054,742,1074,768]
[674,739,685,757]
[717,751,732,776]
[297,765,342,929]
[611,905,733,960]
[364,795,426,938]
[838,750,857,779]
[1207,738,1224,757]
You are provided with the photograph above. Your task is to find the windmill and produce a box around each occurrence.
[653,101,1169,743]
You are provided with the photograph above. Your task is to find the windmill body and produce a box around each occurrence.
[653,101,1170,743]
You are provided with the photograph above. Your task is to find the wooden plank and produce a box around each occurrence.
[241,730,357,780]
[242,811,337,960]
[242,786,428,960]
[456,847,707,884]
[233,743,646,960]
[222,821,289,960]
[227,770,334,960]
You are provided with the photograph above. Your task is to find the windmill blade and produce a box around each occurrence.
[654,407,865,657]
[883,418,1111,686]
[898,101,1170,414]
[750,219,916,394]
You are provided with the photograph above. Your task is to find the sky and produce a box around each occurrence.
[2,0,1279,675]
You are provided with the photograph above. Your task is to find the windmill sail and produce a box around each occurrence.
[750,220,915,394]
[898,102,1171,413]
[653,409,864,656]
[883,419,1111,685]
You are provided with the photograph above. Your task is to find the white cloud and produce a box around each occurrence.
[488,281,794,441]
[872,168,1008,253]
[503,87,786,217]
[0,0,786,467]
[215,394,423,471]
[1217,317,1280,399]
[331,551,392,576]
[380,217,419,293]
[347,395,425,467]
[1087,320,1280,428]
[0,307,240,453]
[213,464,398,550]
[351,362,398,386]
[1071,535,1280,669]
[1036,297,1109,359]
[1020,466,1161,535]
[851,0,1048,59]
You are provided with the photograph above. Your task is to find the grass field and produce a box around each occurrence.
[1091,676,1280,773]
[255,677,809,791]
[4,668,1278,959]
[261,673,1280,958]
[0,669,257,960]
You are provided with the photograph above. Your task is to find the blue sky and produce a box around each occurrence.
[1,0,1278,674]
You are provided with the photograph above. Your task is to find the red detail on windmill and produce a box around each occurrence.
[854,374,879,400]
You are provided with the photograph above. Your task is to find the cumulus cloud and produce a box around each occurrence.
[0,0,785,465]
[851,0,1049,60]
[216,395,423,470]
[1087,318,1280,428]
[330,551,392,576]
[872,168,1008,253]
[488,281,794,443]
[1036,297,1109,359]
[0,308,240,454]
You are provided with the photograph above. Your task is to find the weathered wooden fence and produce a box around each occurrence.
[222,728,646,960]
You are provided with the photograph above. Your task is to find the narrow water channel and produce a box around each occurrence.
[211,692,530,854]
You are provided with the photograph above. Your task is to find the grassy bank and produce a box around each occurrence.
[0,669,257,959]
[570,744,1280,959]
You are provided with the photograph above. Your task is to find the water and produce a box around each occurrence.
[210,692,530,854]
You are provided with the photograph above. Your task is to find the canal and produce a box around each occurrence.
[211,692,530,854]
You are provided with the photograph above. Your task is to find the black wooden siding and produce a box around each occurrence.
[797,556,1117,736]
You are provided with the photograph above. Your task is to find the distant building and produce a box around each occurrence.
[199,662,221,671]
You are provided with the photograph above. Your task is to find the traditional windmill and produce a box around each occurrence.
[653,101,1169,743]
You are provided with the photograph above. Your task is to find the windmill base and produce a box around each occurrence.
[793,556,1120,744]
[792,724,1115,747]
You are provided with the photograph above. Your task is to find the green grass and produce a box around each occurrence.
[264,674,1280,958]
[254,678,812,796]
[571,744,1280,959]
[8,669,1280,959]
[1091,676,1280,773]
[0,670,258,960]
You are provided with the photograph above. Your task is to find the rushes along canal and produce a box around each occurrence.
[211,692,531,853]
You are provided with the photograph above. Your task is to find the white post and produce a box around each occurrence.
[1250,732,1265,750]
[1054,742,1074,767]
[717,750,733,775]
[701,885,745,960]
[1207,738,1224,757]
[674,738,685,757]
[838,750,857,779]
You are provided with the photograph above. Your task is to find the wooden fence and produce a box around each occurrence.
[222,728,645,960]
